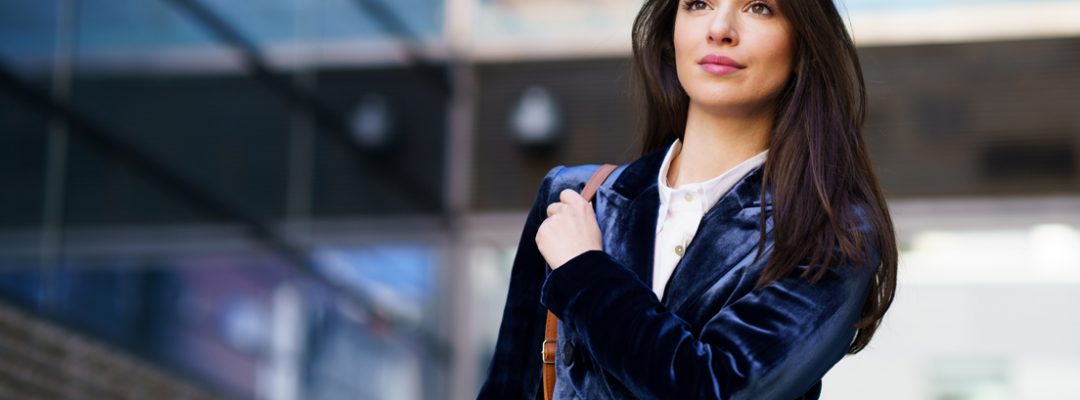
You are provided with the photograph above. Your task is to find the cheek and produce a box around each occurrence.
[672,24,702,89]
[673,26,691,66]
[766,30,796,74]
[672,15,702,68]
[756,34,795,84]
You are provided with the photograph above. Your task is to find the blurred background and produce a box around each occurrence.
[1,0,1079,399]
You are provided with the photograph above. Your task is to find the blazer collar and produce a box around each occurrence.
[600,140,773,210]
[594,139,774,308]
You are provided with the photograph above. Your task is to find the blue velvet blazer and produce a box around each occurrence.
[478,143,879,399]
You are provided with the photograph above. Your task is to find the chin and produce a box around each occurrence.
[688,95,759,112]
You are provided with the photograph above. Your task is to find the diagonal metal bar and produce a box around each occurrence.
[354,0,425,45]
[0,63,450,365]
[161,0,447,212]
[351,0,451,93]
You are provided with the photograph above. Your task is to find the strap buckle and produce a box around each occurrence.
[540,339,557,364]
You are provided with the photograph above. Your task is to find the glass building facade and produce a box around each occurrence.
[2,0,1079,399]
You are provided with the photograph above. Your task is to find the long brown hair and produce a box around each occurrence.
[630,0,898,354]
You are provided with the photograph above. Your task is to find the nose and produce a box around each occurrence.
[707,6,739,46]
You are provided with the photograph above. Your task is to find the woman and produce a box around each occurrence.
[479,0,897,398]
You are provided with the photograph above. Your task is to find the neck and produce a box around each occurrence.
[667,102,771,188]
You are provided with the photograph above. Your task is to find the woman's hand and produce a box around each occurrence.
[536,189,604,270]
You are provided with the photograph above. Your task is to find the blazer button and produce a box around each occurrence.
[563,341,575,362]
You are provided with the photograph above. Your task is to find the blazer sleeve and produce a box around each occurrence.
[539,242,879,399]
[477,165,565,400]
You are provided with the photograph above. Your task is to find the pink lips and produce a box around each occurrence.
[698,54,745,75]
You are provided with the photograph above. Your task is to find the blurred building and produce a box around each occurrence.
[1,0,1079,399]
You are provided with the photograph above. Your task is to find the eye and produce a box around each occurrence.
[747,1,774,16]
[682,0,709,11]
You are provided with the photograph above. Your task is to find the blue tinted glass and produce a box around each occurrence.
[0,1,58,60]
[840,0,1072,12]
[0,0,445,60]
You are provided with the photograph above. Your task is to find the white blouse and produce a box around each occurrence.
[652,138,769,300]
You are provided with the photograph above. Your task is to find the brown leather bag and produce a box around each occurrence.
[541,163,619,400]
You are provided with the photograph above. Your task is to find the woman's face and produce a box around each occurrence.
[673,0,795,115]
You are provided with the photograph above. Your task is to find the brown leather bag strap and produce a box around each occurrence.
[580,164,618,203]
[541,313,558,400]
[542,163,618,400]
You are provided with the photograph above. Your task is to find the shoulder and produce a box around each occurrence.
[849,202,881,255]
[849,202,875,235]
[540,163,626,199]
[832,201,884,280]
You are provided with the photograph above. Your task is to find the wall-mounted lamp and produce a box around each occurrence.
[509,85,562,154]
[349,92,396,151]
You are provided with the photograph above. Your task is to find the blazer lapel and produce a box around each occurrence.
[595,144,668,286]
[660,163,773,312]
[595,142,774,312]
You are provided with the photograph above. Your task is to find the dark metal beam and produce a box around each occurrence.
[351,0,451,94]
[162,0,446,213]
[0,63,450,365]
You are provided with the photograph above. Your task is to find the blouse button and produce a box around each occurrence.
[674,244,685,257]
[684,192,694,202]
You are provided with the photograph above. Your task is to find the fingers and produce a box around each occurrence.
[560,189,585,205]
[546,202,561,218]
[548,189,595,218]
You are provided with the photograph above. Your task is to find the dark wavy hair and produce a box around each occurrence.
[629,0,898,354]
